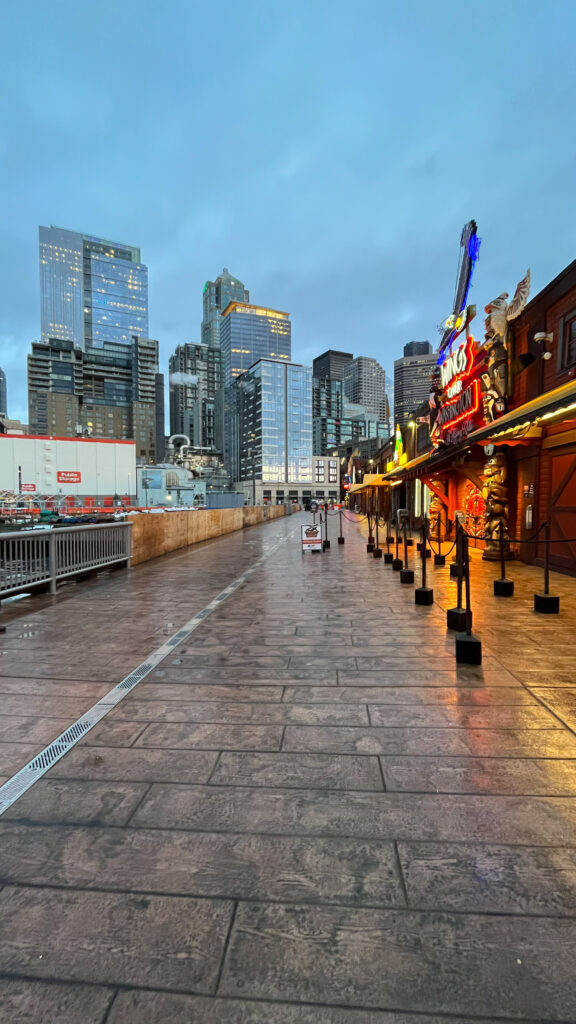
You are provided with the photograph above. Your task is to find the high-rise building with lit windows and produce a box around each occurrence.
[39,225,148,349]
[201,269,249,349]
[218,302,292,467]
[220,302,291,386]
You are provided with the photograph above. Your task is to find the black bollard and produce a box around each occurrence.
[447,527,472,631]
[400,518,415,584]
[494,520,514,596]
[434,512,446,566]
[415,518,434,605]
[366,497,374,552]
[322,505,330,549]
[534,521,560,613]
[456,531,482,663]
[384,517,394,564]
[392,513,403,571]
[338,507,345,544]
[373,494,382,558]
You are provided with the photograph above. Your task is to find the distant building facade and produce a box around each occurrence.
[201,268,249,349]
[39,226,148,350]
[344,356,387,422]
[28,336,162,462]
[312,350,353,382]
[394,341,436,427]
[169,343,222,447]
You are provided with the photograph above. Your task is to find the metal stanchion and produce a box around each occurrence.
[373,491,382,558]
[447,526,472,631]
[534,521,560,613]
[456,531,482,663]
[400,517,414,584]
[415,517,434,605]
[434,513,446,566]
[494,520,514,597]
[384,516,394,564]
[338,507,345,544]
[392,512,403,571]
[366,493,374,552]
[322,505,330,550]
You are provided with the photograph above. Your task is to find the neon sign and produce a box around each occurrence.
[438,220,481,363]
[437,335,481,441]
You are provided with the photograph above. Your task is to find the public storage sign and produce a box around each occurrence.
[301,524,323,552]
[57,471,82,483]
[21,483,36,492]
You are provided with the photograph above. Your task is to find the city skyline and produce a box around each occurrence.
[3,2,576,423]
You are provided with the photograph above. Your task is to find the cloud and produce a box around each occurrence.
[169,372,198,386]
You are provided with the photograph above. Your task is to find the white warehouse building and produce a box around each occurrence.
[0,434,137,501]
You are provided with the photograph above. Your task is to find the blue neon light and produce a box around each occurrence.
[437,231,481,364]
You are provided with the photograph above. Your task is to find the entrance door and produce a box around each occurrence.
[549,450,576,574]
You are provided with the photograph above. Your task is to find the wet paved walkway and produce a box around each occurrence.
[1,510,576,1022]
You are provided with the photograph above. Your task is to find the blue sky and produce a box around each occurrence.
[2,0,576,422]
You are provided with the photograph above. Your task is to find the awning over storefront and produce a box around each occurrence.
[467,378,576,446]
[381,451,432,482]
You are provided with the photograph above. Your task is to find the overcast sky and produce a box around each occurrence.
[2,0,576,422]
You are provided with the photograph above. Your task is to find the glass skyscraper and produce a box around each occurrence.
[201,269,249,349]
[233,359,312,485]
[39,225,148,349]
[220,302,291,386]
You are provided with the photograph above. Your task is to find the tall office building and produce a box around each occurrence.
[312,349,353,382]
[39,226,148,349]
[394,341,436,427]
[0,367,7,417]
[344,356,387,422]
[201,269,249,349]
[28,336,161,462]
[231,358,329,503]
[169,343,222,447]
[220,302,291,385]
[313,377,344,419]
[218,302,292,468]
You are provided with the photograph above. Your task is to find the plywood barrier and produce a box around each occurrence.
[129,506,287,566]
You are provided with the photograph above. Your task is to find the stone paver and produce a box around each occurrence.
[1,509,576,1022]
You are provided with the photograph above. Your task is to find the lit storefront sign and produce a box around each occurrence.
[436,335,481,445]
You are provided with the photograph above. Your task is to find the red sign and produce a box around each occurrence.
[437,335,481,445]
[57,471,82,483]
[21,483,36,492]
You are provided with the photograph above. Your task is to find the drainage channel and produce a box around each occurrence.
[0,524,299,815]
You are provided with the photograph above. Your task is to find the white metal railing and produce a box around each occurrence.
[0,523,132,597]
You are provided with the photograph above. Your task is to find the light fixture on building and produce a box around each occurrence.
[534,332,553,360]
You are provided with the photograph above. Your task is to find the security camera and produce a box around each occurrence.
[534,332,553,344]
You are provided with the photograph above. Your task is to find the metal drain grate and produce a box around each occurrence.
[0,523,297,816]
[165,631,189,646]
[116,663,153,689]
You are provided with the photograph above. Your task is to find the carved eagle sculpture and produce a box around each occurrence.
[484,269,531,340]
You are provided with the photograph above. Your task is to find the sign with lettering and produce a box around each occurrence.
[301,524,323,552]
[21,483,36,492]
[437,335,481,445]
[57,471,81,483]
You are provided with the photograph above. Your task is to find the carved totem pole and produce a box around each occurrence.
[481,269,530,423]
[480,270,530,558]
[482,451,510,560]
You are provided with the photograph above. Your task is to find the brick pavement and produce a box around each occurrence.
[1,510,576,1022]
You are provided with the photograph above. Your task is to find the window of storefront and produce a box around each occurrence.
[564,313,576,366]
